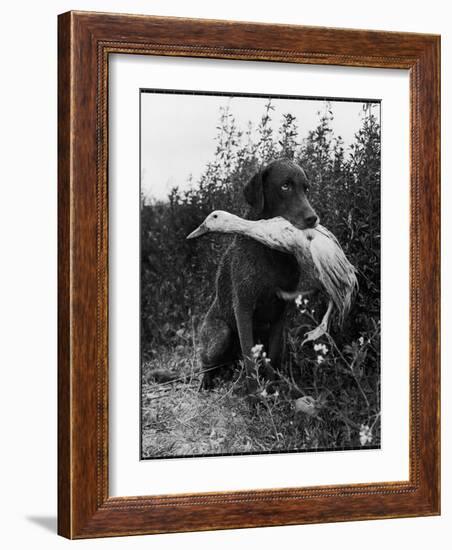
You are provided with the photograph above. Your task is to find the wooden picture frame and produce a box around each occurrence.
[58,11,440,539]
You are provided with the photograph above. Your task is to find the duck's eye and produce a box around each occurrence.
[281,183,290,192]
[213,214,218,219]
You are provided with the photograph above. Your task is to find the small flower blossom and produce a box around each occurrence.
[260,389,268,398]
[359,424,373,446]
[316,355,325,364]
[358,336,364,346]
[251,343,263,359]
[295,294,303,308]
[314,343,328,355]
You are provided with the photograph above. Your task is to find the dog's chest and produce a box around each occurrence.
[232,237,299,287]
[263,248,300,290]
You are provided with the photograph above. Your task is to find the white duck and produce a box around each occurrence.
[187,210,358,343]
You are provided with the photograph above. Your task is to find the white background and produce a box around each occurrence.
[110,56,409,496]
[0,1,449,548]
[140,90,377,200]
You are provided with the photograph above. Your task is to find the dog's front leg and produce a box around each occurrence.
[268,311,287,369]
[234,305,257,394]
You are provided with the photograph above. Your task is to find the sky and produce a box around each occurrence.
[141,91,380,202]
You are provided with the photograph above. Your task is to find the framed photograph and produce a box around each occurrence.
[58,11,440,538]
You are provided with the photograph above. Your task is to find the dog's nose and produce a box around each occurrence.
[305,215,319,228]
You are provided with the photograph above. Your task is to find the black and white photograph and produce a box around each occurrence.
[140,89,381,459]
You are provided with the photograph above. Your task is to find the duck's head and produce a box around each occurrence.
[186,211,237,239]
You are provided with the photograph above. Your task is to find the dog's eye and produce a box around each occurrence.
[281,183,290,192]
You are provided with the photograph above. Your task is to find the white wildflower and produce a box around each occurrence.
[316,355,325,365]
[295,294,303,308]
[260,389,268,398]
[358,336,364,346]
[314,343,328,355]
[251,344,263,359]
[359,424,373,446]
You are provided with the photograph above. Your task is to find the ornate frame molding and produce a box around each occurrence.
[58,11,440,538]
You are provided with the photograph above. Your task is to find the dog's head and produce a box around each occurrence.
[244,159,319,229]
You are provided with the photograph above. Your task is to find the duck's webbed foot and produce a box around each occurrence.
[302,323,328,345]
[301,300,334,346]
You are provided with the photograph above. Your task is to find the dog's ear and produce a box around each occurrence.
[244,169,265,213]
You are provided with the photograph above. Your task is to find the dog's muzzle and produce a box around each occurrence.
[186,223,208,239]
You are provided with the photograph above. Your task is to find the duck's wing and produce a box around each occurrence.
[312,224,341,247]
[309,229,358,324]
[253,217,301,253]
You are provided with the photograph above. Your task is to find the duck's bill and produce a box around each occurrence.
[186,223,208,239]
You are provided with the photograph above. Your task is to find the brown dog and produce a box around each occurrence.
[191,159,319,392]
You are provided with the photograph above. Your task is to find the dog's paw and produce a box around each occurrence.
[276,288,296,301]
[199,372,214,391]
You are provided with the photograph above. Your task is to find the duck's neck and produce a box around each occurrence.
[215,214,293,255]
[220,214,257,237]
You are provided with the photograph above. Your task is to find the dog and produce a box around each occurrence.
[194,159,319,393]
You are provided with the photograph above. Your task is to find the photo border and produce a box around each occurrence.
[138,87,382,461]
[58,11,440,538]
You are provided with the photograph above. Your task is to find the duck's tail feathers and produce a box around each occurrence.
[310,232,358,326]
